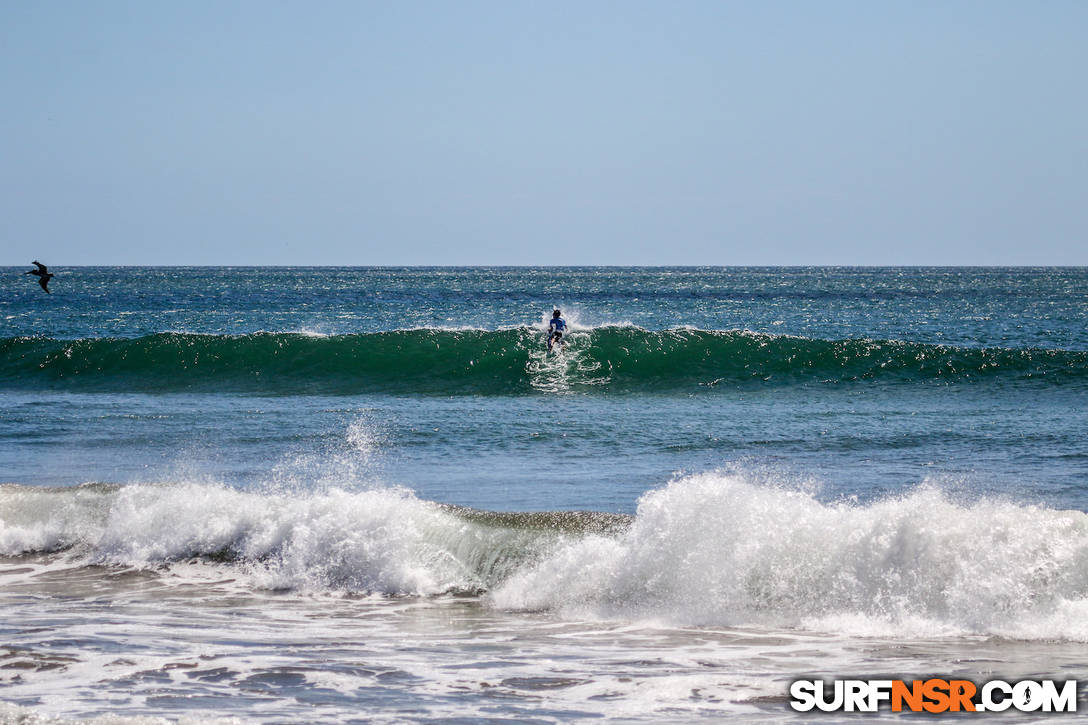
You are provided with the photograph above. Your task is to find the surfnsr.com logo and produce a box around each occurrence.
[790,679,1078,713]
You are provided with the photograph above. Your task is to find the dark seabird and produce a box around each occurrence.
[25,260,54,293]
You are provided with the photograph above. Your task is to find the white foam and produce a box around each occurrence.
[292,327,331,337]
[0,483,480,595]
[533,308,635,332]
[388,324,491,332]
[490,472,1088,640]
[6,473,1088,640]
[0,701,243,724]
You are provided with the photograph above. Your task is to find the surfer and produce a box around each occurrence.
[25,260,54,293]
[547,308,566,352]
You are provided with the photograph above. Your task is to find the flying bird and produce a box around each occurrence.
[25,260,54,293]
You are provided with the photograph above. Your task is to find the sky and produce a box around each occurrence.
[1,0,1086,266]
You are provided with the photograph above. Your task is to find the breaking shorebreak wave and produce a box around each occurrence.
[3,475,1088,641]
[2,327,1086,394]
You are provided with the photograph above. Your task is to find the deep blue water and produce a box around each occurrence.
[3,266,1087,510]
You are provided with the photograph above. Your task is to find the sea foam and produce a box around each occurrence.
[3,475,1088,640]
[490,473,1088,639]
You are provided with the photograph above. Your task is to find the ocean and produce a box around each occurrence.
[2,266,1087,722]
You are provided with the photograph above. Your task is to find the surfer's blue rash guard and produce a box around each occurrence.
[549,317,566,334]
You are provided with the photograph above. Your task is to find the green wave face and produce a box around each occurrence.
[2,328,1086,395]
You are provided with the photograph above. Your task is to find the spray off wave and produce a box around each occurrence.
[3,476,1088,640]
[3,328,1086,394]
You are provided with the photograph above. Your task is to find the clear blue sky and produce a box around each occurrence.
[2,1,1085,265]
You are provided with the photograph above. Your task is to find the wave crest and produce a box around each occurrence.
[2,329,1085,394]
[491,474,1088,639]
[3,478,1088,639]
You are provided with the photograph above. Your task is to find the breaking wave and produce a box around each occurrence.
[3,476,1088,640]
[2,328,1085,394]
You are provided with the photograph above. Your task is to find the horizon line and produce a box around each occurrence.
[5,263,1088,269]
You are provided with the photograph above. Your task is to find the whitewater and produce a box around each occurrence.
[4,476,1088,639]
[2,266,1088,722]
